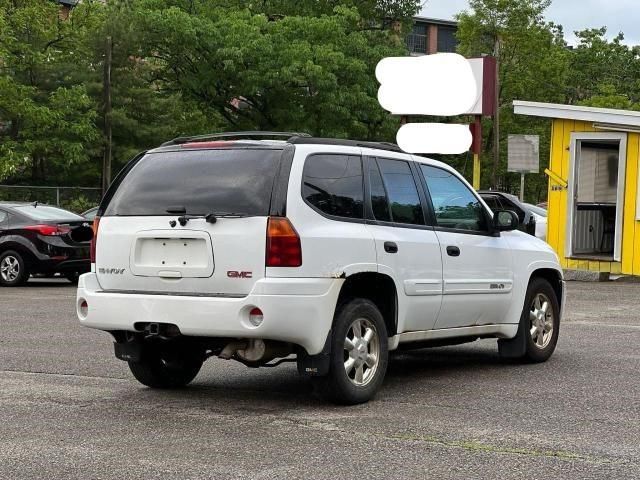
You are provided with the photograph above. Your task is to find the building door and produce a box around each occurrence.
[567,132,627,261]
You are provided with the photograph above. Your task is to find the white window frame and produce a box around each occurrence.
[566,132,627,262]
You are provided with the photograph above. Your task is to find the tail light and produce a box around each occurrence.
[266,217,302,267]
[90,217,101,263]
[24,224,71,236]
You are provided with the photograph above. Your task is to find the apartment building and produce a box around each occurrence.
[407,16,458,55]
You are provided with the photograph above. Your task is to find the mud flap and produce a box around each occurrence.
[497,320,527,358]
[114,341,144,363]
[297,331,331,376]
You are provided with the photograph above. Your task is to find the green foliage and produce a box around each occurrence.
[0,0,99,183]
[129,0,412,140]
[455,0,568,199]
[1,0,640,208]
[568,28,640,107]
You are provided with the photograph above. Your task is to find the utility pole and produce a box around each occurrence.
[492,35,500,189]
[102,36,113,195]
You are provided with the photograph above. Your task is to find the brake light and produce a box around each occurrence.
[24,224,71,236]
[90,216,100,263]
[266,217,302,267]
[180,141,235,148]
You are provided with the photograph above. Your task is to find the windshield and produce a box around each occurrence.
[524,203,547,217]
[104,148,282,216]
[14,205,84,221]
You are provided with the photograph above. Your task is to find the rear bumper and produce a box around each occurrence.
[76,273,343,355]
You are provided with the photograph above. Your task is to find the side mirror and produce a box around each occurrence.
[494,210,519,232]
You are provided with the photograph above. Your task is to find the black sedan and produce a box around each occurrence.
[0,202,93,286]
[478,191,537,237]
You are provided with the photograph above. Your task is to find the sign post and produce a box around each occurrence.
[466,57,497,189]
[507,135,540,201]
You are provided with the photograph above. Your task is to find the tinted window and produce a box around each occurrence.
[482,195,502,211]
[105,149,281,216]
[377,159,424,225]
[368,160,391,222]
[421,165,487,232]
[302,154,363,219]
[13,205,83,221]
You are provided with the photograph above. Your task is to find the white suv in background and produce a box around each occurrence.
[77,132,565,404]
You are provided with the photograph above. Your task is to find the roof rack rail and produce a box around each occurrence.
[286,137,403,153]
[161,131,311,146]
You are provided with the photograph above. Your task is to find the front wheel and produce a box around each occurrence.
[128,345,203,389]
[313,298,389,405]
[499,277,560,362]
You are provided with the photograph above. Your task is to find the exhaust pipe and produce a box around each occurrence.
[219,339,293,365]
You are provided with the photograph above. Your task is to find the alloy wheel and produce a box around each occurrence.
[0,255,20,283]
[343,317,380,386]
[529,292,554,349]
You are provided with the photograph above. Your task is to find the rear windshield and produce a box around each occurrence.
[104,149,282,216]
[14,205,83,221]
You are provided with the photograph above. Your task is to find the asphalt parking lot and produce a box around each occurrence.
[1,279,639,479]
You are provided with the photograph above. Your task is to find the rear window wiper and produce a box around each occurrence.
[171,212,249,227]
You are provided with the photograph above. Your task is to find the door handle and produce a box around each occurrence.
[446,246,460,257]
[384,241,398,253]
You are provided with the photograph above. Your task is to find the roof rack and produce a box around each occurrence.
[286,137,403,153]
[161,131,311,146]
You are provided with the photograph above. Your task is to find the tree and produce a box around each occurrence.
[456,0,569,195]
[0,0,99,184]
[128,0,419,141]
[567,28,640,109]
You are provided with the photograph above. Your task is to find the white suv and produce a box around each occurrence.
[77,133,565,404]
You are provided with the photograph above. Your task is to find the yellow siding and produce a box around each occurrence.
[547,120,564,265]
[622,133,639,275]
[547,120,640,275]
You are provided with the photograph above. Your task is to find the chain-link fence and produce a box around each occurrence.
[0,185,102,214]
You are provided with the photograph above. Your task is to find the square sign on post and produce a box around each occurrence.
[508,135,540,173]
[508,135,540,201]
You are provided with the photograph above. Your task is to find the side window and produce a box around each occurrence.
[302,154,364,219]
[482,195,502,212]
[377,158,424,225]
[0,211,8,227]
[367,159,391,222]
[421,165,488,232]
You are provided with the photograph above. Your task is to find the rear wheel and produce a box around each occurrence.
[313,298,388,405]
[128,344,203,389]
[0,250,29,287]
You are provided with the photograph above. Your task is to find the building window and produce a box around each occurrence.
[406,23,427,54]
[437,26,458,53]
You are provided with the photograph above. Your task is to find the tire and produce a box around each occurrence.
[499,277,560,363]
[0,250,30,287]
[313,298,389,405]
[64,272,80,284]
[128,344,203,389]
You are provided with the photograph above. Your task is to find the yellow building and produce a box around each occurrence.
[514,101,640,277]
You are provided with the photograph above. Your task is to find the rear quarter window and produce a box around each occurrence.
[104,149,282,216]
[302,154,364,220]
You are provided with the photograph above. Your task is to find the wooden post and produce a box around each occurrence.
[102,36,113,195]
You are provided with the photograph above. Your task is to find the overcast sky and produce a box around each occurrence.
[421,0,640,45]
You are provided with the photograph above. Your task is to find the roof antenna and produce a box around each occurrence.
[33,201,38,208]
